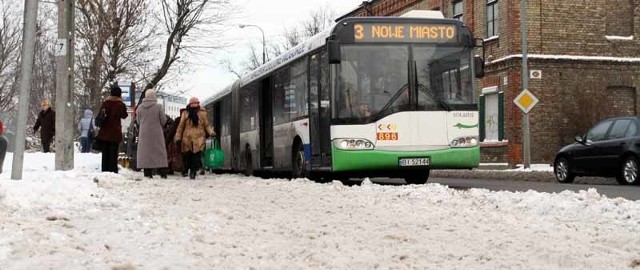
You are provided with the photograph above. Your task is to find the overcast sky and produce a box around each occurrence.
[183,0,365,100]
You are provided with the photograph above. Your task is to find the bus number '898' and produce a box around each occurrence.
[377,132,398,141]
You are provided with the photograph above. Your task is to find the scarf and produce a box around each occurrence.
[188,106,199,126]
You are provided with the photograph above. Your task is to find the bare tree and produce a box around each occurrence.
[300,5,335,38]
[76,0,154,112]
[29,13,57,121]
[228,5,336,77]
[0,2,22,112]
[142,0,231,93]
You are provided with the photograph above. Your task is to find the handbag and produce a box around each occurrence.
[91,138,102,152]
[95,106,107,128]
[203,138,224,169]
[88,118,95,139]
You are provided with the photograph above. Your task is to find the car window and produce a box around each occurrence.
[608,119,631,140]
[586,120,613,142]
[625,121,639,138]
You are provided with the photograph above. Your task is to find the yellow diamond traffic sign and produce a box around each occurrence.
[513,89,539,113]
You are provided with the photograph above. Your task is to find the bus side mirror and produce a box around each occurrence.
[327,39,341,64]
[474,56,485,78]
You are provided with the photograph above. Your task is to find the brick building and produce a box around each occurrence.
[340,0,640,166]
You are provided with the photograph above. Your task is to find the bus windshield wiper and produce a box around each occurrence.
[371,83,409,119]
[417,83,451,111]
[413,61,451,111]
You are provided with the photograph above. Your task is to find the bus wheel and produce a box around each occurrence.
[404,170,430,184]
[292,143,306,179]
[244,153,254,176]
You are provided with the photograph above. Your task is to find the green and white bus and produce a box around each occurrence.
[203,11,484,184]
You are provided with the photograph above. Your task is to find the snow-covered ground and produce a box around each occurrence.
[1,153,639,269]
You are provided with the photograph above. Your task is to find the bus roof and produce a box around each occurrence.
[202,25,335,105]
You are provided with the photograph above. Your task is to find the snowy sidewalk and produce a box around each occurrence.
[1,153,639,269]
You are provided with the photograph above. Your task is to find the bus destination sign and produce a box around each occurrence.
[353,23,457,43]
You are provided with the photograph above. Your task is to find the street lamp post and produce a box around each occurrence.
[239,24,266,65]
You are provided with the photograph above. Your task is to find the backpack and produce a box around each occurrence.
[95,107,107,127]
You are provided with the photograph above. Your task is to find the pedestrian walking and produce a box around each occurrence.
[174,97,215,179]
[0,120,7,174]
[95,85,128,173]
[33,99,55,152]
[135,89,168,179]
[78,109,96,153]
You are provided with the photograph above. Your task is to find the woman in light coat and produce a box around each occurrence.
[136,89,168,178]
[78,109,96,153]
[174,97,214,179]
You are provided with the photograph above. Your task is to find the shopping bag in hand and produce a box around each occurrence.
[204,138,224,169]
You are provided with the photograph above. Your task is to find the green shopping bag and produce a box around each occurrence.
[204,138,224,169]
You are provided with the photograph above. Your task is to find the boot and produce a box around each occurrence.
[189,169,196,179]
[143,169,153,179]
[159,168,168,179]
[182,168,188,177]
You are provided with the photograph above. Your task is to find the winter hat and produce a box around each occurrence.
[110,85,122,97]
[189,97,200,105]
[145,89,157,100]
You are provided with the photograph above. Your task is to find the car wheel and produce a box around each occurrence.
[554,157,575,183]
[616,156,640,185]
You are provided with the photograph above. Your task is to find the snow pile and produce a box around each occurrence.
[0,153,639,269]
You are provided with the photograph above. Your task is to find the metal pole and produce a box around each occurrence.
[11,0,39,180]
[239,24,266,64]
[260,29,266,65]
[55,0,75,170]
[521,0,531,169]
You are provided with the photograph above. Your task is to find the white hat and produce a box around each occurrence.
[145,89,157,100]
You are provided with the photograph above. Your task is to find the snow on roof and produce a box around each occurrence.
[605,35,634,41]
[489,53,640,65]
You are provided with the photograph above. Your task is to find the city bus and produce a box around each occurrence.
[203,11,484,184]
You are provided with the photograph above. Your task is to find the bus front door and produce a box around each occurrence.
[309,53,331,170]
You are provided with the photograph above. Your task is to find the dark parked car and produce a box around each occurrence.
[554,116,640,185]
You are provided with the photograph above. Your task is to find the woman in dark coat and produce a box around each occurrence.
[33,99,55,152]
[95,86,128,173]
[0,120,7,174]
[135,89,168,178]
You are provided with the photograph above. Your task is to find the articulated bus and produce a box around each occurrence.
[203,11,484,184]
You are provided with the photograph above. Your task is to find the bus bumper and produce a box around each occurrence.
[331,146,480,172]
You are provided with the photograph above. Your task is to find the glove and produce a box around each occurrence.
[175,139,182,146]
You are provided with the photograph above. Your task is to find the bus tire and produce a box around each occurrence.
[292,143,306,179]
[244,152,254,176]
[404,170,430,184]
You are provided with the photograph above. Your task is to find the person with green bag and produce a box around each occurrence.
[174,97,215,179]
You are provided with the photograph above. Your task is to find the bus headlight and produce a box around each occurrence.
[334,139,374,150]
[450,136,479,148]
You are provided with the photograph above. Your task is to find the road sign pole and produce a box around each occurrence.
[55,0,75,170]
[11,0,39,180]
[521,0,530,169]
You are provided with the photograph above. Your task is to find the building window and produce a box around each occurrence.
[453,0,463,21]
[479,87,504,142]
[486,0,498,37]
[606,0,634,37]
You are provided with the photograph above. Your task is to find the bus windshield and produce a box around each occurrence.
[334,44,475,122]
